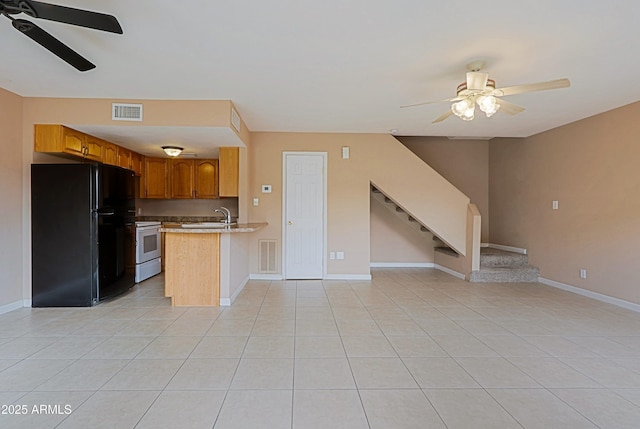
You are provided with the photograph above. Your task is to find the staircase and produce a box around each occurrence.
[371,185,433,236]
[469,247,539,283]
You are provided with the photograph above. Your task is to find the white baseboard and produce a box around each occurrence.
[370,262,435,268]
[434,264,466,280]
[324,274,372,281]
[488,243,528,255]
[249,274,284,281]
[0,300,25,315]
[220,275,250,307]
[539,277,640,313]
[24,299,31,308]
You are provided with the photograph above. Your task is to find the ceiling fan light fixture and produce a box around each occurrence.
[477,95,500,117]
[162,146,183,157]
[451,98,476,121]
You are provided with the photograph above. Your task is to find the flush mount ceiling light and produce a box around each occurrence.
[401,60,570,123]
[162,146,183,157]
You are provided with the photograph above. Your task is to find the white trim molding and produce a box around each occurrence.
[249,274,284,281]
[370,262,435,268]
[220,275,250,307]
[0,300,25,315]
[324,274,372,281]
[434,264,466,280]
[539,277,640,313]
[488,243,527,255]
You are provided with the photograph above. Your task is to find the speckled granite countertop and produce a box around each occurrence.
[159,222,268,233]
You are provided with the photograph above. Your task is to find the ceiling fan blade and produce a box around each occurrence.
[493,78,570,97]
[12,18,95,71]
[18,0,123,33]
[496,98,525,115]
[432,110,453,123]
[400,96,463,109]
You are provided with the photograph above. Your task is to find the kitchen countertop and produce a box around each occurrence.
[160,222,267,233]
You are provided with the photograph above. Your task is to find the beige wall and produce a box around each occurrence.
[248,133,373,276]
[370,194,434,264]
[400,136,490,242]
[490,101,640,304]
[0,88,24,308]
[247,132,470,277]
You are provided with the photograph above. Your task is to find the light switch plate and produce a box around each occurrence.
[253,197,259,206]
[336,251,344,260]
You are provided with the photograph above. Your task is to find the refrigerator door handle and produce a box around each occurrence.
[97,210,116,216]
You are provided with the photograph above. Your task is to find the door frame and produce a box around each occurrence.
[282,151,328,279]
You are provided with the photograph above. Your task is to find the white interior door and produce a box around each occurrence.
[284,153,325,279]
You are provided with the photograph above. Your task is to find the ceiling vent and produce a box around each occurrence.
[112,103,143,122]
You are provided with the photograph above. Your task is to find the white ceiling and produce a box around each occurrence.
[2,0,640,142]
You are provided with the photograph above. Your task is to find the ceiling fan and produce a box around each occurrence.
[401,61,570,123]
[0,0,122,71]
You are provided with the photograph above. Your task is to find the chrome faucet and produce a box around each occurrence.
[214,207,232,224]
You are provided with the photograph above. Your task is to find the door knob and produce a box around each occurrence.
[288,221,293,225]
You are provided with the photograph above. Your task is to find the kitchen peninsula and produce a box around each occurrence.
[159,222,267,306]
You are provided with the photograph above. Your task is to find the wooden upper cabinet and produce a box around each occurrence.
[84,135,103,162]
[143,158,169,199]
[102,141,118,166]
[35,124,93,160]
[166,159,218,199]
[194,159,219,199]
[34,125,146,173]
[170,159,195,199]
[130,152,144,176]
[117,146,132,170]
[219,147,239,197]
[61,127,86,157]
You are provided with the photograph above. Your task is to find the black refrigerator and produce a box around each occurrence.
[31,163,136,307]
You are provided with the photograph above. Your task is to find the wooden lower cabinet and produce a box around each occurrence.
[164,233,220,306]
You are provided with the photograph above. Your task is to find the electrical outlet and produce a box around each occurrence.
[253,197,259,206]
[552,200,559,210]
[336,251,344,260]
[580,269,587,279]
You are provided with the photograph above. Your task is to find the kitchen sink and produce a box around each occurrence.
[182,222,235,228]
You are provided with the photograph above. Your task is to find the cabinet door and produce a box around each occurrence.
[143,158,169,199]
[61,127,86,157]
[84,136,103,162]
[130,152,143,176]
[219,147,239,197]
[170,159,195,198]
[117,147,132,170]
[194,159,218,199]
[102,142,118,166]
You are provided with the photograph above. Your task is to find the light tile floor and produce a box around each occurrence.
[1,268,640,428]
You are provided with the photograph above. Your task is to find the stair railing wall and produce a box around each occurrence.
[365,136,471,255]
